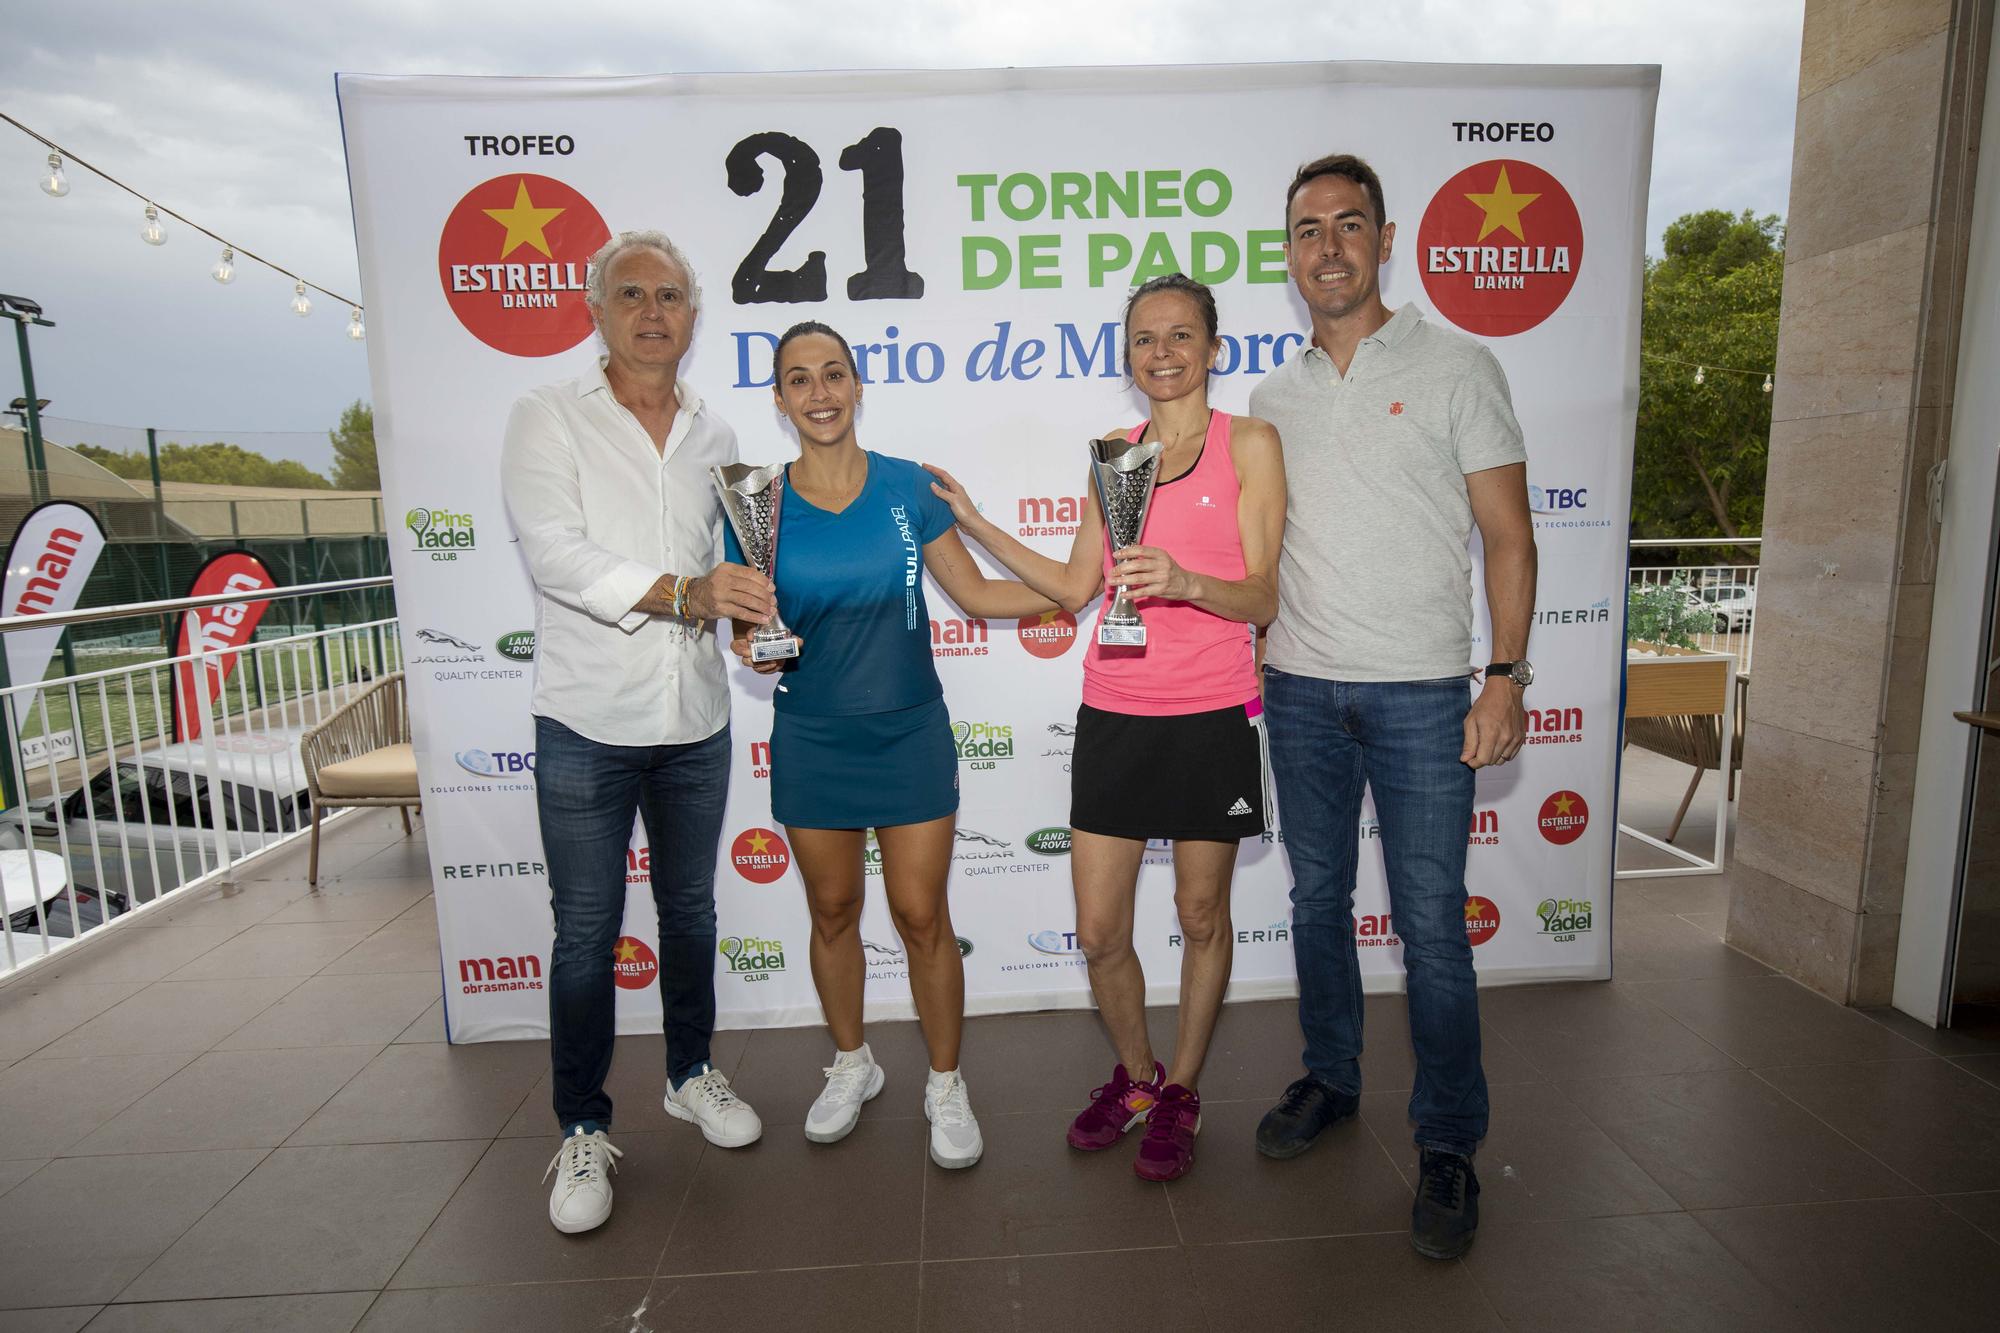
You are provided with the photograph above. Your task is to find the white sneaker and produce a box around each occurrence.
[664,1066,764,1148]
[805,1043,885,1144]
[543,1127,622,1234]
[924,1069,984,1169]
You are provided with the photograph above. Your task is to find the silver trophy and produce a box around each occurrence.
[710,462,800,662]
[1088,437,1165,646]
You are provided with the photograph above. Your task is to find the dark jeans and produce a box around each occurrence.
[1264,668,1488,1156]
[535,714,729,1132]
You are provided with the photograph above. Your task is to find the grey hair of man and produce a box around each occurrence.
[584,229,704,315]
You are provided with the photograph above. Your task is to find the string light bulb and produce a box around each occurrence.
[39,151,68,197]
[346,306,365,340]
[210,246,235,284]
[140,202,166,246]
[1762,373,1773,394]
[290,280,312,317]
[1693,365,1706,386]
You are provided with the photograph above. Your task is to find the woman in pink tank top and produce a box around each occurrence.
[926,274,1287,1181]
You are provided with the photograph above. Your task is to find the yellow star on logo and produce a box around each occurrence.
[1037,610,1064,626]
[1465,165,1541,243]
[614,939,640,964]
[745,830,772,854]
[482,178,566,259]
[1551,792,1575,816]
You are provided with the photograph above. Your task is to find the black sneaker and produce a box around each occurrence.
[1411,1148,1480,1259]
[1254,1075,1359,1159]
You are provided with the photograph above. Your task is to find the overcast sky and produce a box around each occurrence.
[0,0,1804,471]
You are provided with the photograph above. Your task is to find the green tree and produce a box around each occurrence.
[75,441,331,489]
[1633,209,1783,540]
[328,400,378,491]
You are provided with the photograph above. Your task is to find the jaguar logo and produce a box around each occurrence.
[416,628,481,652]
[955,829,1011,849]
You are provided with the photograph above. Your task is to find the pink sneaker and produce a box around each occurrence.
[1134,1084,1200,1181]
[1067,1062,1164,1151]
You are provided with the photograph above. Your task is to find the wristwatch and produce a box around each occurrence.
[1486,660,1534,687]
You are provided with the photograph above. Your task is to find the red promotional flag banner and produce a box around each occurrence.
[173,552,276,743]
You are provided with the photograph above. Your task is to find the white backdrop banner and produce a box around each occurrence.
[337,63,1656,1042]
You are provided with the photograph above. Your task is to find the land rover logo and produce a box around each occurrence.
[956,936,974,957]
[495,630,536,661]
[1025,827,1072,856]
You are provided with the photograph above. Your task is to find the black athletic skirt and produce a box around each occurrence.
[1069,700,1270,842]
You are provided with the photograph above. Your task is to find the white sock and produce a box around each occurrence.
[835,1042,871,1063]
[927,1067,959,1087]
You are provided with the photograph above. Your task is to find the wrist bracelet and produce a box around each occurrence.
[672,574,691,620]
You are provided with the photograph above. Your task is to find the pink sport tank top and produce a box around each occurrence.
[1082,410,1258,716]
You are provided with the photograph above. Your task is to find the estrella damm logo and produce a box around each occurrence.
[437,174,610,357]
[1537,790,1590,845]
[719,935,786,981]
[729,827,791,883]
[1418,159,1582,336]
[407,507,476,561]
[1016,609,1080,659]
[1464,895,1501,946]
[611,936,658,990]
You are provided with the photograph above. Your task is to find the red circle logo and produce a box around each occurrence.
[437,174,610,357]
[730,827,791,883]
[1464,895,1501,946]
[1538,790,1590,845]
[612,936,658,990]
[1418,159,1582,337]
[1016,610,1079,659]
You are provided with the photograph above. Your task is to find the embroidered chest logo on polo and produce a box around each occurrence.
[1389,402,1405,416]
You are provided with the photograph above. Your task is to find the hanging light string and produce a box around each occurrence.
[1643,351,1774,392]
[1,111,364,329]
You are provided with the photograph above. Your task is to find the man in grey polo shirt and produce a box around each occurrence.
[1247,153,1537,1260]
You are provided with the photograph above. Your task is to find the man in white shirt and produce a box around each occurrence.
[502,229,775,1235]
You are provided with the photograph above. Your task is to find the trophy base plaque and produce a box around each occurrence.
[1098,623,1147,647]
[751,635,801,663]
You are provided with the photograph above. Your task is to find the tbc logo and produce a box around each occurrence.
[1027,930,1083,956]
[1418,158,1583,337]
[611,936,657,989]
[730,827,791,882]
[494,630,536,661]
[1538,790,1590,845]
[454,748,535,777]
[1464,895,1502,945]
[1527,484,1589,513]
[438,173,610,357]
[1016,609,1079,659]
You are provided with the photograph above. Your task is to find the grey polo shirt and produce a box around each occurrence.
[1248,304,1527,683]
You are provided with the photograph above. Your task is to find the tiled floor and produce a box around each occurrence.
[3,804,2000,1331]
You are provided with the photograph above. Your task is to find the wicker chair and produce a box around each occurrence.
[299,671,419,885]
[1624,651,1747,843]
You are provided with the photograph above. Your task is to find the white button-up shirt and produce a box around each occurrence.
[500,358,738,746]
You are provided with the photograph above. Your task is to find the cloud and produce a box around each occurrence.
[0,0,1803,452]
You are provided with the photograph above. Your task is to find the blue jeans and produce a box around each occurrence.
[1264,668,1488,1156]
[535,714,729,1132]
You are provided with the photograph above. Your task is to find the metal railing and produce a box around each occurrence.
[1628,538,1762,674]
[0,576,399,978]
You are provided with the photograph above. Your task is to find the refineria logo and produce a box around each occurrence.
[457,954,543,994]
[954,720,1014,768]
[719,935,787,982]
[932,617,989,658]
[611,936,658,989]
[1534,597,1614,628]
[730,827,791,882]
[407,507,477,561]
[1538,790,1590,844]
[438,174,611,356]
[1017,494,1091,539]
[1418,159,1582,336]
[1524,706,1584,746]
[1017,609,1079,659]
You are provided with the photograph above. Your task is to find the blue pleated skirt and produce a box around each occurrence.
[769,696,960,830]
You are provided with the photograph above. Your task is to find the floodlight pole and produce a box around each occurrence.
[4,306,54,505]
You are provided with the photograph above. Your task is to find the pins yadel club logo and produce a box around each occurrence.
[1537,897,1594,942]
[438,173,611,357]
[1537,790,1590,845]
[730,827,792,883]
[719,935,786,982]
[1016,608,1080,659]
[406,506,476,561]
[1418,159,1582,337]
[611,936,658,989]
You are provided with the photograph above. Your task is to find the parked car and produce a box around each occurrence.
[0,730,312,905]
[1685,582,1757,633]
[1,848,126,946]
